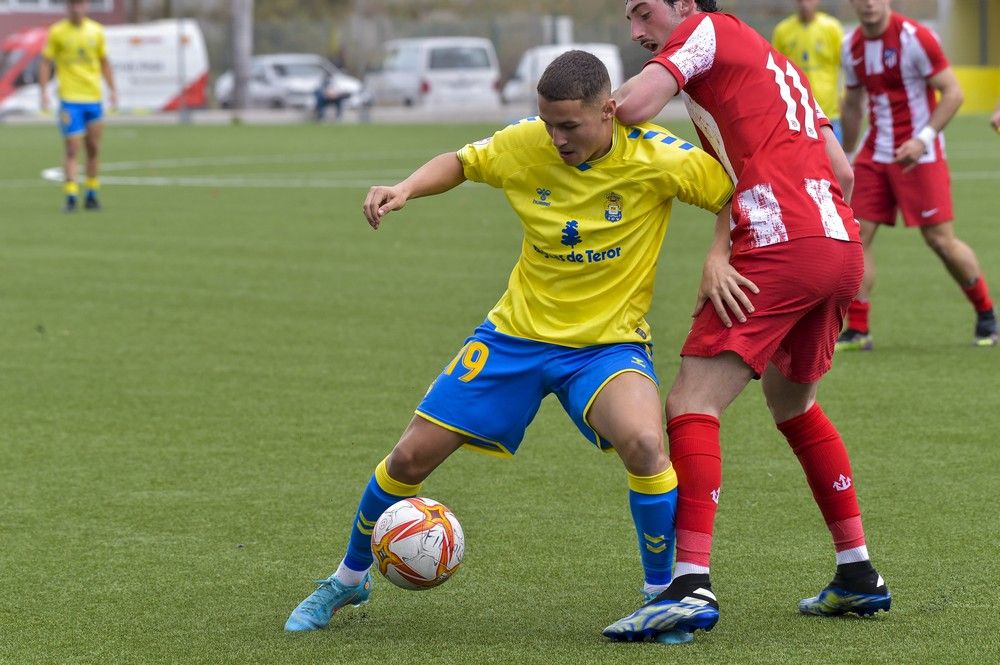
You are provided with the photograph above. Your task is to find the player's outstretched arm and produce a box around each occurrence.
[362,152,466,230]
[613,64,679,126]
[693,202,759,328]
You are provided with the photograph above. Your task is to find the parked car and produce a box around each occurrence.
[214,53,367,110]
[364,37,501,108]
[502,43,624,106]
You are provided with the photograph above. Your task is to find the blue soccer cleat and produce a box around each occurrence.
[284,571,372,631]
[604,576,718,642]
[640,589,694,644]
[799,577,891,617]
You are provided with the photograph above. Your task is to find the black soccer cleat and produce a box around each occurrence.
[799,561,891,617]
[974,309,998,347]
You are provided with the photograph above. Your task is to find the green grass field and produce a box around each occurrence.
[1,116,998,664]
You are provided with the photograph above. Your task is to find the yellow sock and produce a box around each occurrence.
[64,181,79,197]
[86,177,100,192]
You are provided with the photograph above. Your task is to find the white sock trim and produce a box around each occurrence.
[643,582,670,597]
[835,545,870,565]
[334,559,368,586]
[674,562,710,578]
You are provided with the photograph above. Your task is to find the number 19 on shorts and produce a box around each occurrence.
[444,342,490,383]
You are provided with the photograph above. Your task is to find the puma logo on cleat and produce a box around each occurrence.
[833,474,853,491]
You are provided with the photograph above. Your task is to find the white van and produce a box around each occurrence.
[502,43,624,106]
[365,37,501,108]
[213,53,367,110]
[0,19,209,115]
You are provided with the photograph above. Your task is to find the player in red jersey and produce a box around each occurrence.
[838,0,997,349]
[602,1,890,643]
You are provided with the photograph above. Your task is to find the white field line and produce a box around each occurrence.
[7,149,997,189]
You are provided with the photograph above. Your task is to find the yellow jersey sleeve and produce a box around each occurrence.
[42,19,107,103]
[457,118,550,189]
[666,145,734,214]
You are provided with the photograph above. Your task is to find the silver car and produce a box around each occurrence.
[214,53,367,110]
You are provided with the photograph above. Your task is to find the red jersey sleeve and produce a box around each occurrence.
[913,24,948,78]
[646,14,718,90]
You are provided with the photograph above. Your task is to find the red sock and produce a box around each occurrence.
[962,276,994,314]
[667,413,721,568]
[846,300,870,333]
[777,404,866,552]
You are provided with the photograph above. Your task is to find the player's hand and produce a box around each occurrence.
[892,138,925,172]
[109,89,119,112]
[363,185,408,230]
[991,110,1000,133]
[693,254,759,328]
[39,92,50,114]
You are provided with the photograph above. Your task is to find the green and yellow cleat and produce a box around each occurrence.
[834,328,873,352]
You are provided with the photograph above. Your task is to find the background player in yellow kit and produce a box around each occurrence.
[39,0,118,212]
[284,50,745,636]
[772,0,844,142]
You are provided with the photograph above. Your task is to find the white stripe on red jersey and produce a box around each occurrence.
[843,13,949,164]
[649,12,858,253]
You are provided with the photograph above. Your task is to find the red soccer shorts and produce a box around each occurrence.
[851,147,954,227]
[681,237,864,384]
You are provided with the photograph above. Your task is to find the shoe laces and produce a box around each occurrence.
[299,577,343,610]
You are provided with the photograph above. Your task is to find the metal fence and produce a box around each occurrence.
[167,1,942,90]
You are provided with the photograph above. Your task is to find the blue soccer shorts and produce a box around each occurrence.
[415,320,659,458]
[59,101,103,137]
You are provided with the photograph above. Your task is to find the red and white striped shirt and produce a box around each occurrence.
[842,13,949,164]
[649,12,858,254]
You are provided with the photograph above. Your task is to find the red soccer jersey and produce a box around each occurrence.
[842,13,949,164]
[648,12,859,253]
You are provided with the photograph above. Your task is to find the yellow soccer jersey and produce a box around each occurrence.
[42,18,107,103]
[457,117,734,348]
[772,12,844,120]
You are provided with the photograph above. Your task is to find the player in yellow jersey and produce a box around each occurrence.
[285,51,747,637]
[772,0,844,142]
[39,0,118,212]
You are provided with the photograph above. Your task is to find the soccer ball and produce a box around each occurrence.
[370,497,465,590]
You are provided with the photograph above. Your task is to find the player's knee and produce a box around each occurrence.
[384,444,431,486]
[665,386,696,420]
[615,428,667,475]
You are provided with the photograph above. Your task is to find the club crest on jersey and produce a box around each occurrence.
[533,187,552,207]
[604,192,623,222]
[883,48,898,69]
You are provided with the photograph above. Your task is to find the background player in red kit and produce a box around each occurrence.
[602,0,890,642]
[838,0,997,349]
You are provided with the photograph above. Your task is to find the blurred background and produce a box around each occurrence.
[1,0,998,120]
